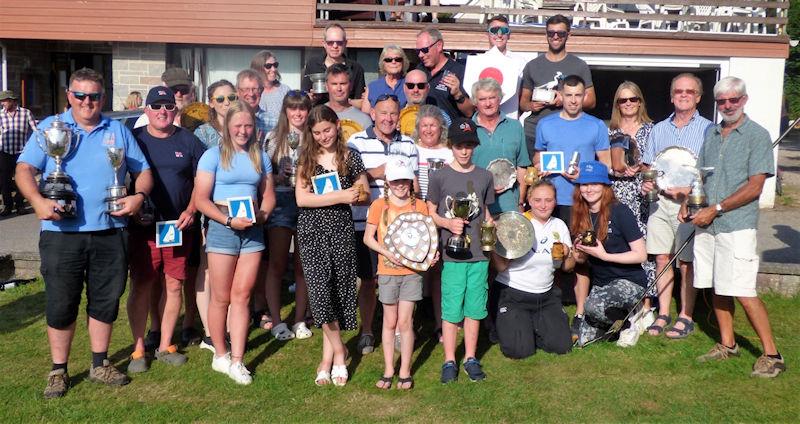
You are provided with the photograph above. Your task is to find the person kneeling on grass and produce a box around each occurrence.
[490,180,574,359]
[570,161,647,347]
[364,156,436,390]
[427,118,495,383]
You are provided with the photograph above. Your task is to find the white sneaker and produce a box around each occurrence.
[292,322,313,340]
[639,310,655,333]
[199,336,215,352]
[228,361,253,385]
[617,327,641,348]
[211,352,231,374]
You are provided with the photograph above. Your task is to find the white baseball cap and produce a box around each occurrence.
[385,156,415,182]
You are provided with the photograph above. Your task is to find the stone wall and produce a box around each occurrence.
[111,42,166,111]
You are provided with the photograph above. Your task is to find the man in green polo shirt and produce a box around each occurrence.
[680,76,784,377]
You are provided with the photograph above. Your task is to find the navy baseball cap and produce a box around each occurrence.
[145,86,175,106]
[575,160,611,185]
[448,118,480,146]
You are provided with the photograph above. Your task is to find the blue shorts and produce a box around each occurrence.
[205,219,265,255]
[267,190,299,230]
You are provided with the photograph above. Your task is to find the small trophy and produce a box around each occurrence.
[479,220,496,252]
[580,230,597,247]
[444,195,479,255]
[287,131,300,187]
[307,73,327,94]
[566,151,580,176]
[524,166,540,185]
[105,147,127,213]
[686,166,714,218]
[642,169,660,203]
[35,116,79,218]
[428,158,445,179]
[551,232,565,261]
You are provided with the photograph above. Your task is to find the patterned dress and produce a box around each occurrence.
[609,123,656,293]
[296,151,366,330]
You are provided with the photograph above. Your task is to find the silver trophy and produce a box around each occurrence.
[287,131,300,187]
[105,147,127,213]
[428,158,445,179]
[34,116,79,218]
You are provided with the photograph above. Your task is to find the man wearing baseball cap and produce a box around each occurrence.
[0,90,36,215]
[427,117,495,383]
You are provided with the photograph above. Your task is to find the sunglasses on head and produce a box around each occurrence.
[673,88,698,96]
[488,26,510,36]
[213,94,238,103]
[546,30,568,39]
[69,90,102,102]
[715,96,744,106]
[287,89,308,97]
[325,40,345,47]
[416,39,441,55]
[148,103,177,111]
[616,96,641,105]
[405,82,427,90]
[375,94,399,103]
[383,57,404,64]
[263,62,279,70]
[170,85,191,95]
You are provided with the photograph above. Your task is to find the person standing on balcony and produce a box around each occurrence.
[519,14,595,158]
[360,44,409,114]
[302,23,366,107]
[415,26,475,121]
[134,68,197,129]
[0,90,35,216]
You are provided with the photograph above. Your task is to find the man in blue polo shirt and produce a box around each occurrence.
[16,68,153,399]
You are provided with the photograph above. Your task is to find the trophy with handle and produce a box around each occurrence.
[105,146,127,213]
[34,116,79,218]
[444,195,480,255]
[286,131,300,187]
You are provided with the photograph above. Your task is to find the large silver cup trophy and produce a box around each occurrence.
[287,131,300,187]
[105,147,127,213]
[444,195,479,256]
[35,116,78,218]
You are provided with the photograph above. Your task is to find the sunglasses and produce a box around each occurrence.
[69,90,102,102]
[148,103,177,111]
[546,30,568,39]
[287,89,308,97]
[715,96,744,106]
[375,94,399,103]
[405,82,427,90]
[170,85,191,95]
[263,62,279,70]
[325,40,345,47]
[213,94,238,103]
[673,89,698,96]
[416,39,441,55]
[383,57,404,64]
[616,96,641,105]
[488,26,511,36]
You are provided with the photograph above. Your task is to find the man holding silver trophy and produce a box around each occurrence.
[15,68,153,399]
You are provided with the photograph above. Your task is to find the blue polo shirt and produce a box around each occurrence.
[367,77,407,108]
[18,109,149,232]
[472,114,531,214]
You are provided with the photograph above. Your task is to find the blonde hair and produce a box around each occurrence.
[220,101,263,174]
[609,81,652,130]
[378,45,410,76]
[123,91,142,110]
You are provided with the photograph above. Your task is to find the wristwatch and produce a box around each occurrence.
[225,216,233,228]
[715,203,724,216]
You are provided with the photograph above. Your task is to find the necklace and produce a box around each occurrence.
[588,209,598,230]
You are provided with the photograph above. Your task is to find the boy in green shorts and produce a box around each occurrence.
[427,118,495,383]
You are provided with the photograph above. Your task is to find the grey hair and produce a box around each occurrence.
[412,104,448,147]
[670,72,703,96]
[471,78,503,101]
[417,26,443,43]
[713,76,747,98]
[236,68,264,90]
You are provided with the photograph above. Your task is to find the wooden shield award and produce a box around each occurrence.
[383,212,438,271]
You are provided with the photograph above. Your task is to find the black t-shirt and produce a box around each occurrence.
[301,54,366,105]
[588,203,646,287]
[417,58,467,121]
[132,126,206,221]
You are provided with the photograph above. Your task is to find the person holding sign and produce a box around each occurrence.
[295,105,370,387]
[127,86,206,374]
[194,101,275,385]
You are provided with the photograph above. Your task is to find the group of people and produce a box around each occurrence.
[11,13,786,399]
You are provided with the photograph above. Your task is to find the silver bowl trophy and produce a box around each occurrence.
[427,158,445,179]
[287,131,300,187]
[307,73,327,94]
[34,116,79,218]
[444,195,479,256]
[105,147,127,213]
[686,166,714,218]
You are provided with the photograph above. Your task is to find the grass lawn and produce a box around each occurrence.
[0,281,797,422]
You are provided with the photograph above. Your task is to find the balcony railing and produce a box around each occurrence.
[317,1,789,36]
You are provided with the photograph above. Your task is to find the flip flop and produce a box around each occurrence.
[665,317,695,339]
[646,314,671,336]
[375,375,393,390]
[396,376,414,390]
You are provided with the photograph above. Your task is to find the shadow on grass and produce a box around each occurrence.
[246,331,291,371]
[0,289,44,334]
[692,289,763,357]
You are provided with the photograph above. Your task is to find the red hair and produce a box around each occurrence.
[570,184,617,242]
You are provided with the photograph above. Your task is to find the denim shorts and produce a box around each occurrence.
[205,219,265,255]
[267,190,299,230]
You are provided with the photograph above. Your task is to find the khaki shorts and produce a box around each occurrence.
[693,228,759,297]
[646,197,694,262]
[378,274,423,304]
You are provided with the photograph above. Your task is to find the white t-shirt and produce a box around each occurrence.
[417,145,453,200]
[496,215,572,294]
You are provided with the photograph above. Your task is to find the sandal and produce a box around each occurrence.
[256,312,273,331]
[396,376,414,390]
[375,375,393,390]
[314,369,331,386]
[646,314,672,336]
[271,322,295,341]
[331,364,348,387]
[665,317,695,339]
[357,333,375,354]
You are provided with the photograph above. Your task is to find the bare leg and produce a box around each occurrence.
[574,268,590,316]
[712,294,736,347]
[149,279,163,333]
[359,277,377,336]
[649,253,674,335]
[292,236,309,325]
[87,317,113,354]
[207,253,236,357]
[127,276,155,353]
[380,303,398,382]
[48,323,77,364]
[322,321,348,385]
[666,261,696,337]
[317,328,334,384]
[183,265,198,330]
[195,251,211,337]
[265,227,292,326]
[397,300,416,382]
[158,275,184,351]
[430,264,442,334]
[738,296,778,355]
[442,320,459,363]
[227,252,262,363]
[463,317,480,360]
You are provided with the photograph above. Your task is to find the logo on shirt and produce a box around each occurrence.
[175,151,183,158]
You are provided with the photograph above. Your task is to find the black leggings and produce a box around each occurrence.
[495,284,572,359]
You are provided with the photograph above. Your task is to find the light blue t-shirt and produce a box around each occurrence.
[197,146,271,202]
[18,109,149,232]
[535,112,609,205]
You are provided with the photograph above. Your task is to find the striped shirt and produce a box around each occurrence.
[642,111,713,164]
[347,127,418,231]
[0,106,36,154]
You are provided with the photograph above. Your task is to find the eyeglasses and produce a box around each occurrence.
[325,40,345,47]
[416,39,441,55]
[673,89,698,96]
[405,82,427,90]
[375,94,399,103]
[147,103,177,111]
[546,30,568,39]
[488,26,510,36]
[69,90,102,102]
[616,96,641,105]
[383,57,404,63]
[170,85,191,95]
[287,89,308,97]
[715,96,744,106]
[213,94,238,103]
[263,62,279,70]
[239,87,261,93]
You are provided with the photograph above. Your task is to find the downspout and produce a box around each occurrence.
[0,41,7,90]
